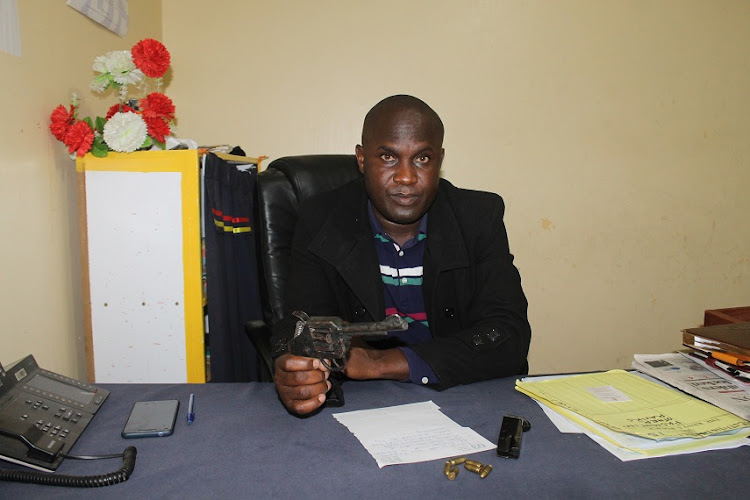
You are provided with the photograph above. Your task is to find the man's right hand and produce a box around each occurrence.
[273,354,331,415]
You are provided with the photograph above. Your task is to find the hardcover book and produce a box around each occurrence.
[682,322,750,360]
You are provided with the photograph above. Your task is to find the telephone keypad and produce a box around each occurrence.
[6,396,80,444]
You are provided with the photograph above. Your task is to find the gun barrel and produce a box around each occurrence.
[339,314,408,335]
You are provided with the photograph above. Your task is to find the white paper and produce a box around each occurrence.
[67,0,129,37]
[0,0,21,57]
[333,401,495,468]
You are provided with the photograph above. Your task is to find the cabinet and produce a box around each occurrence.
[76,150,205,383]
[704,306,750,326]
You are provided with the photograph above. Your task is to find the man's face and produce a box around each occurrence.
[356,109,444,229]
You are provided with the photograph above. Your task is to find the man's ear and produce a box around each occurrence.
[355,145,365,173]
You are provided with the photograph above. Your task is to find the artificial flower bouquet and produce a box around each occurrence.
[49,38,175,158]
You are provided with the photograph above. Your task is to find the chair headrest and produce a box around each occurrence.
[256,155,362,322]
[264,155,361,202]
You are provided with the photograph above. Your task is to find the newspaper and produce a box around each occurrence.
[632,353,750,420]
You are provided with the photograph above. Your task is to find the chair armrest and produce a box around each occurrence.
[245,320,274,382]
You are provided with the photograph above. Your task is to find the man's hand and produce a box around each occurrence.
[273,354,331,415]
[344,346,409,381]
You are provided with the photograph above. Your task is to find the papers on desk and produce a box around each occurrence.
[517,370,750,461]
[632,352,750,420]
[332,401,495,468]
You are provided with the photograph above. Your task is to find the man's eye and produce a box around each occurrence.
[416,155,430,164]
[380,154,394,162]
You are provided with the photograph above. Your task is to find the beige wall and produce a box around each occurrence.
[0,1,161,377]
[1,1,747,378]
[162,0,749,374]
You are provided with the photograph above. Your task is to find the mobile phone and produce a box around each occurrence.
[122,400,180,438]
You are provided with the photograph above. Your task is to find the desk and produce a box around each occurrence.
[0,378,747,498]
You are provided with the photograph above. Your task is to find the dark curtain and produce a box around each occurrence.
[203,152,263,382]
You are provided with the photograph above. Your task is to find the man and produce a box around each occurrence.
[272,95,530,415]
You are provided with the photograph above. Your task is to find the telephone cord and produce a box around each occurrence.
[0,446,137,487]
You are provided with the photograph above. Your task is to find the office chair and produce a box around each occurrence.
[246,155,362,381]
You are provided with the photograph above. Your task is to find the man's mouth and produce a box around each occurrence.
[390,192,419,205]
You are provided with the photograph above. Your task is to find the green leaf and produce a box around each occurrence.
[83,116,94,130]
[141,136,154,149]
[95,116,106,134]
[91,137,109,157]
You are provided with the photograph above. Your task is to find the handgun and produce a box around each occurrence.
[287,311,408,372]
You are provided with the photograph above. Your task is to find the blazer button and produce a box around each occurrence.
[444,307,455,318]
[472,334,483,346]
[354,306,366,317]
[487,328,501,342]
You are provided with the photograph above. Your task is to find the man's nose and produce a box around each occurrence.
[393,162,417,185]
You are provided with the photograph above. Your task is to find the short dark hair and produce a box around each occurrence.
[362,95,444,145]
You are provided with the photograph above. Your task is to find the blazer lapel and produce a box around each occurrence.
[425,183,470,274]
[424,183,470,315]
[307,188,384,320]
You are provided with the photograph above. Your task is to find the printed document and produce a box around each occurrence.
[333,401,495,468]
[533,396,750,460]
[515,370,749,440]
[518,371,750,458]
[632,352,750,420]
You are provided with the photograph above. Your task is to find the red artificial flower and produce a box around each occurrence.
[63,121,94,157]
[140,92,175,121]
[143,114,172,143]
[131,38,171,78]
[49,105,75,141]
[106,103,138,120]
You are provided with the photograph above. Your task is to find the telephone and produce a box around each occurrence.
[0,354,109,472]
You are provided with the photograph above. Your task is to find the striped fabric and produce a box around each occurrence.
[367,203,438,384]
[370,213,431,345]
[211,207,251,233]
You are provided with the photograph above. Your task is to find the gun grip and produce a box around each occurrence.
[325,381,345,407]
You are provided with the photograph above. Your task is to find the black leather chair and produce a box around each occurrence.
[246,155,362,381]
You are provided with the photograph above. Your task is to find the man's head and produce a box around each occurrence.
[356,95,444,238]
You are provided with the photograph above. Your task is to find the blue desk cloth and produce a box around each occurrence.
[0,377,747,498]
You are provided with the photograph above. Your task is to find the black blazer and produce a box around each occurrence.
[273,177,531,390]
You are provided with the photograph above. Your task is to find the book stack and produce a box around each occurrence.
[682,322,750,383]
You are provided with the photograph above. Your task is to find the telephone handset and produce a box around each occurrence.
[0,413,64,462]
[0,354,109,471]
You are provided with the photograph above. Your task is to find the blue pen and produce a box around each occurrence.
[187,393,195,424]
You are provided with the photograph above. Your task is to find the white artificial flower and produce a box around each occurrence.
[90,74,111,93]
[117,67,144,86]
[92,50,144,86]
[103,112,148,153]
[92,54,110,73]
